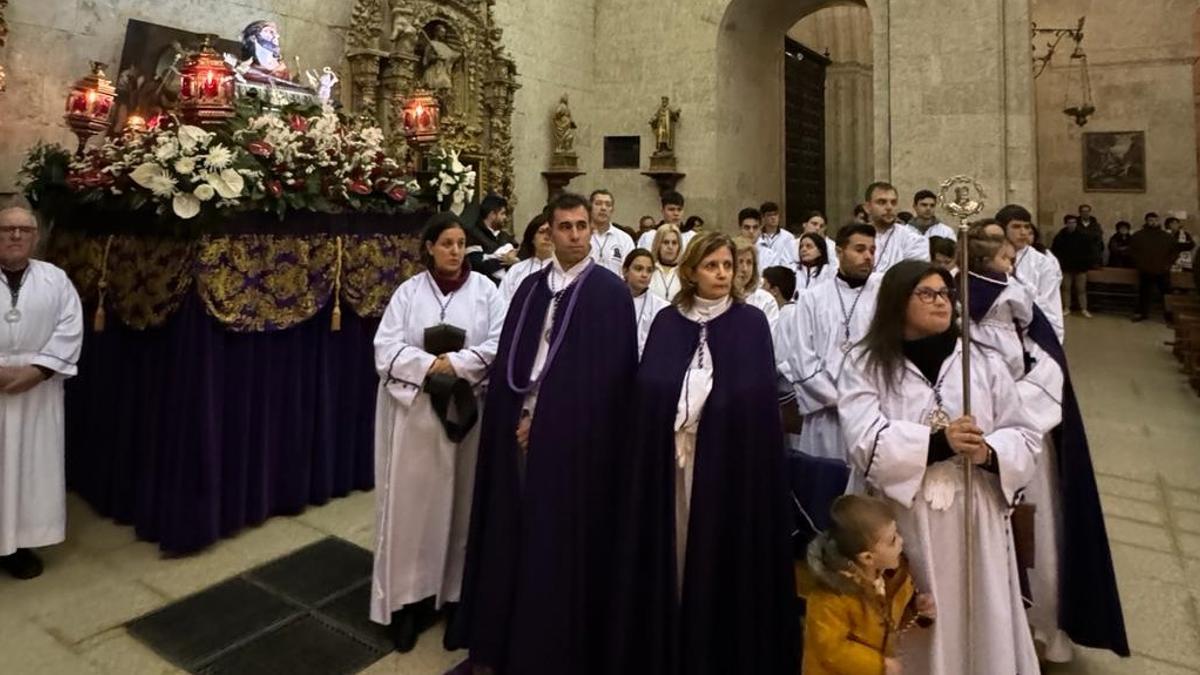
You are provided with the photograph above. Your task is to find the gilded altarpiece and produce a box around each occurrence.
[345,0,519,209]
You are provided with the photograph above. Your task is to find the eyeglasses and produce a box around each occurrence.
[912,287,954,304]
[0,226,37,239]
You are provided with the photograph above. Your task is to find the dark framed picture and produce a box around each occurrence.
[1083,131,1146,193]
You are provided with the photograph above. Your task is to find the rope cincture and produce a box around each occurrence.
[331,235,344,332]
[93,234,115,332]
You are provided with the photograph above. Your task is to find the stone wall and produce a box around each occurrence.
[1034,0,1200,237]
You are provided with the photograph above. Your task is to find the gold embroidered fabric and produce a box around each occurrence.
[340,234,424,318]
[107,237,195,330]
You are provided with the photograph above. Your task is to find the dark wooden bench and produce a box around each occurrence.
[1083,267,1197,314]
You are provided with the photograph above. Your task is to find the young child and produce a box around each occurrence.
[802,495,934,675]
[623,248,669,358]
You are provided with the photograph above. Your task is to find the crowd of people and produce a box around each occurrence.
[367,183,1130,674]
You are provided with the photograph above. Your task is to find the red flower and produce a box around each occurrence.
[266,180,284,198]
[247,140,273,157]
[348,180,372,196]
[66,174,86,190]
[288,178,306,191]
[386,185,408,203]
[289,115,309,133]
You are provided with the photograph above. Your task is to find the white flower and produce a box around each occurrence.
[177,125,213,152]
[130,162,177,197]
[174,157,196,175]
[205,168,245,199]
[206,144,233,169]
[154,138,179,163]
[173,192,201,219]
[194,184,216,201]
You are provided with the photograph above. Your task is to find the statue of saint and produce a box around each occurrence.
[553,93,577,155]
[649,96,681,155]
[389,1,419,54]
[419,23,460,92]
[241,20,290,81]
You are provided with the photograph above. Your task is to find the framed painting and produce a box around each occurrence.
[1083,131,1146,193]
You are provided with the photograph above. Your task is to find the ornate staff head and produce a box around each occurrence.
[937,175,987,225]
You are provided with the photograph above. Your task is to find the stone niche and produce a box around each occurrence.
[344,0,520,209]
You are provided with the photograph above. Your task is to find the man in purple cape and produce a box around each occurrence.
[450,193,638,674]
[612,291,797,673]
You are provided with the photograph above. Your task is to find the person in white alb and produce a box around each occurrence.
[801,210,838,264]
[759,201,797,267]
[907,189,958,241]
[648,223,684,302]
[0,206,84,581]
[734,236,781,332]
[636,191,692,251]
[622,248,669,358]
[997,204,1065,342]
[863,182,930,273]
[738,207,785,270]
[587,189,636,276]
[499,214,554,302]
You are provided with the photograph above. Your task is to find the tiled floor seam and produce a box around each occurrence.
[1157,473,1200,661]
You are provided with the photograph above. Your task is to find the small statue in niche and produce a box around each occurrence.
[305,67,340,105]
[552,93,577,155]
[419,23,460,93]
[242,20,291,81]
[649,95,681,156]
[389,1,419,54]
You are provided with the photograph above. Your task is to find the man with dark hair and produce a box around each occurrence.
[761,265,797,308]
[778,221,880,461]
[465,194,517,284]
[1052,214,1096,318]
[862,181,929,272]
[453,191,639,673]
[998,204,1065,339]
[907,188,957,240]
[1130,214,1192,322]
[852,203,869,225]
[636,190,688,250]
[759,201,798,266]
[588,189,636,276]
[929,235,957,272]
[1078,204,1105,259]
[738,207,784,269]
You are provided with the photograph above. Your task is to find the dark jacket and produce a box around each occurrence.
[1107,232,1134,268]
[1052,226,1099,273]
[465,223,517,281]
[1130,226,1186,275]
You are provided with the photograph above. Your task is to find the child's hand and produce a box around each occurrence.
[916,592,936,619]
[884,657,903,675]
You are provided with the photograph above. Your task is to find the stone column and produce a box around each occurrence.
[346,49,387,121]
[380,53,418,154]
[874,0,1036,208]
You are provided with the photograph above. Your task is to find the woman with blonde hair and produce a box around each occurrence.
[734,236,781,331]
[648,223,684,301]
[611,231,797,673]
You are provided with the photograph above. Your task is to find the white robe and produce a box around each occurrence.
[637,227,695,252]
[499,256,551,302]
[793,263,836,295]
[756,241,786,271]
[1012,246,1065,342]
[969,273,1072,661]
[760,229,798,267]
[908,221,958,241]
[648,264,681,303]
[632,289,670,358]
[838,342,1041,675]
[773,303,802,452]
[370,271,505,623]
[872,224,931,273]
[589,226,637,277]
[0,261,83,556]
[744,287,781,333]
[783,273,881,461]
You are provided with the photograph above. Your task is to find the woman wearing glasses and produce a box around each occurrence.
[837,259,1041,675]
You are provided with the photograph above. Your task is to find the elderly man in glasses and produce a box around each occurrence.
[0,206,83,580]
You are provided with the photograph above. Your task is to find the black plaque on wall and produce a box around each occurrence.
[604,136,641,169]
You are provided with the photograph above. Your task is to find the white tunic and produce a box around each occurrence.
[838,342,1041,675]
[589,225,637,277]
[783,273,881,461]
[632,289,670,358]
[0,261,83,556]
[1012,246,1065,342]
[370,271,505,622]
[499,256,551,302]
[908,221,958,241]
[756,244,785,272]
[672,295,731,594]
[824,237,838,266]
[968,273,1072,661]
[872,224,931,273]
[760,229,798,267]
[773,303,803,452]
[648,264,680,303]
[744,287,781,333]
[793,262,836,294]
[637,227,696,252]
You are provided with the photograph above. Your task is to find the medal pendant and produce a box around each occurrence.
[925,407,951,431]
[4,308,20,324]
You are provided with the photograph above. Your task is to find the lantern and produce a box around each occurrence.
[178,35,236,128]
[402,89,440,146]
[64,61,116,156]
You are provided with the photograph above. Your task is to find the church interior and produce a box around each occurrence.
[1,0,1200,673]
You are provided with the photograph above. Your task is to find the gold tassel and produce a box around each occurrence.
[94,235,114,333]
[331,235,344,332]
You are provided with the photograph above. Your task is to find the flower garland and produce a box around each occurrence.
[427,148,476,207]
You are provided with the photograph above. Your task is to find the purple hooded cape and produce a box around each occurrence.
[969,273,1129,657]
[610,303,798,674]
[449,262,639,674]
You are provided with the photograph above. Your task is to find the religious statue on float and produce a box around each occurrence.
[230,20,323,107]
[648,95,681,171]
[241,20,291,82]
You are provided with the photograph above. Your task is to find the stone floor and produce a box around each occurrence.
[1,312,1198,674]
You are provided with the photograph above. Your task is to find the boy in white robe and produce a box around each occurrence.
[0,207,84,580]
[997,204,1065,341]
[863,181,931,273]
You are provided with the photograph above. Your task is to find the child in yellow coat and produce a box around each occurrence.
[801,495,935,675]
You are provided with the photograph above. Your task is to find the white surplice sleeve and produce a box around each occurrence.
[788,293,838,415]
[1015,342,1064,434]
[906,230,932,262]
[1037,257,1065,342]
[446,280,505,386]
[981,352,1042,504]
[31,268,83,378]
[838,354,932,507]
[374,282,434,407]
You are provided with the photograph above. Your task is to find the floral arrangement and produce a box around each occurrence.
[19,100,421,224]
[427,148,477,207]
